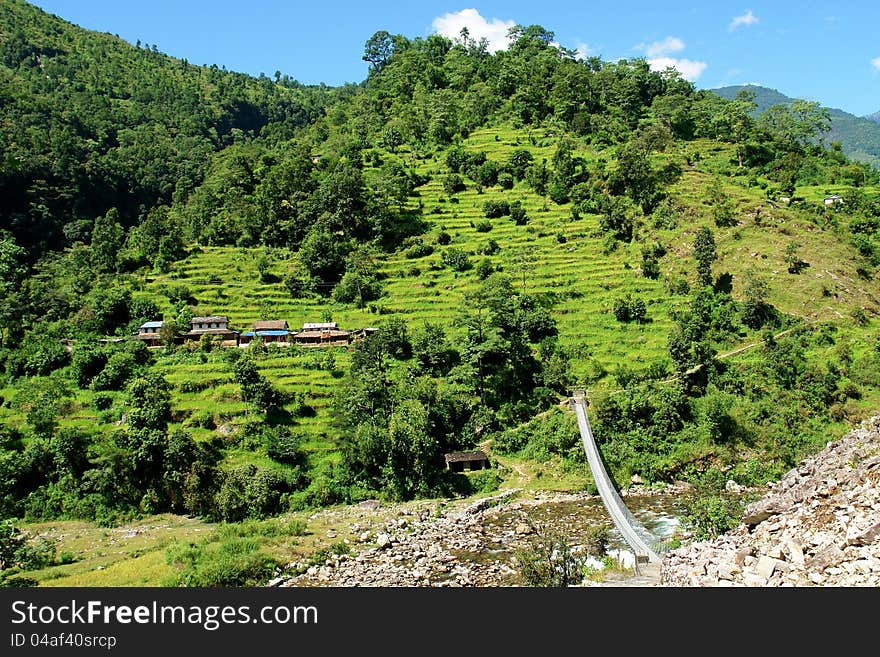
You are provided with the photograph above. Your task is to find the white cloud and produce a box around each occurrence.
[872,57,880,72]
[635,37,705,81]
[575,42,593,60]
[729,10,759,31]
[647,57,708,81]
[639,36,685,58]
[432,8,515,53]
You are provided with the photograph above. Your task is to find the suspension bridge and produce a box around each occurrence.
[569,391,664,565]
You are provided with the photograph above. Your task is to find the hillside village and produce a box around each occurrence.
[135,316,377,348]
[1,0,879,590]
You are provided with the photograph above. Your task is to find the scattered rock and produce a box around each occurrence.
[661,415,880,587]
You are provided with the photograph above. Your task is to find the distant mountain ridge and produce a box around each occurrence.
[713,85,880,169]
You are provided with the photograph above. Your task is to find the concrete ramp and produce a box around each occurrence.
[571,396,661,564]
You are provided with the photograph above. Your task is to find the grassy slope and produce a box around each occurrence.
[5,123,878,462]
[7,124,880,585]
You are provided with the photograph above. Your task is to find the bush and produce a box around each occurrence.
[405,242,434,259]
[264,428,305,465]
[584,524,610,557]
[441,248,471,272]
[442,174,465,195]
[510,201,528,225]
[186,409,216,429]
[548,183,569,204]
[445,146,468,173]
[92,393,114,411]
[514,528,582,587]
[0,520,57,572]
[467,469,502,493]
[70,346,108,388]
[283,270,312,298]
[473,160,499,187]
[612,295,647,323]
[498,172,514,189]
[479,239,500,256]
[483,200,510,219]
[476,259,495,280]
[682,494,742,541]
[90,351,138,391]
[215,464,286,522]
[164,538,279,587]
[436,231,452,246]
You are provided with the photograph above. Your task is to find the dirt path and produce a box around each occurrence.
[480,439,531,484]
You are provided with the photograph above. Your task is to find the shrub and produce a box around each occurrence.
[445,146,468,173]
[479,239,500,256]
[483,200,511,219]
[682,494,742,541]
[164,539,278,587]
[92,393,114,411]
[640,243,665,280]
[91,351,138,391]
[510,201,528,225]
[473,160,499,187]
[442,174,465,195]
[441,248,471,272]
[548,183,569,204]
[405,242,434,259]
[474,220,493,233]
[0,520,57,572]
[468,469,502,493]
[70,346,108,388]
[215,464,286,522]
[264,428,305,465]
[514,527,582,587]
[584,524,610,557]
[186,409,216,429]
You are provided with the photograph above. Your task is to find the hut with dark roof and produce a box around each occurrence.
[444,451,490,472]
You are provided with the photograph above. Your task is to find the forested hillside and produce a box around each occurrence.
[2,0,880,586]
[713,85,880,168]
[0,0,337,261]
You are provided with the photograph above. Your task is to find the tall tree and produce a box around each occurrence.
[693,227,717,287]
[363,31,395,74]
[716,89,757,168]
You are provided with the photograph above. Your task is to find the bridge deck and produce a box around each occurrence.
[571,397,661,563]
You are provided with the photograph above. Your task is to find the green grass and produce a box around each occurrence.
[5,125,880,583]
[7,124,875,463]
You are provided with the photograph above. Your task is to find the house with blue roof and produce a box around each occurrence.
[136,320,164,347]
[239,320,292,346]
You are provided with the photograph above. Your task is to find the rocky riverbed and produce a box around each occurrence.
[661,415,880,587]
[276,416,880,588]
[277,487,686,588]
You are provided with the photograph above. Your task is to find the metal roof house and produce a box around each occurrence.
[824,195,844,206]
[239,320,293,346]
[183,315,239,346]
[136,320,164,347]
[293,328,351,347]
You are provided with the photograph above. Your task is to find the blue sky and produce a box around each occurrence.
[28,1,880,117]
